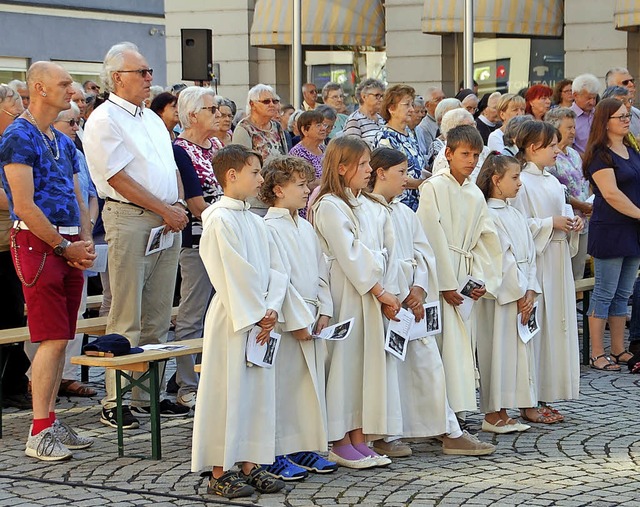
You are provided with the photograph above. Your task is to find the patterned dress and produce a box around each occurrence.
[374,126,427,211]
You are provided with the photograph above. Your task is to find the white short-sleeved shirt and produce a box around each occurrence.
[83,93,178,204]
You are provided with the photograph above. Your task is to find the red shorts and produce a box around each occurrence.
[11,229,84,343]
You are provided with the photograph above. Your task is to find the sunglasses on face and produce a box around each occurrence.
[200,105,219,114]
[256,98,280,105]
[622,79,635,86]
[117,68,154,78]
[56,118,81,127]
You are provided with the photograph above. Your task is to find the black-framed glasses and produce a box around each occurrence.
[56,118,81,127]
[200,105,219,114]
[622,79,635,86]
[367,93,384,100]
[1,109,18,119]
[256,98,280,105]
[610,113,632,121]
[117,68,153,77]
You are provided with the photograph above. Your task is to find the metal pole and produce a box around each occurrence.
[292,0,302,107]
[463,0,474,90]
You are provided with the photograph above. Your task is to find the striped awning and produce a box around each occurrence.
[614,0,640,31]
[422,0,564,37]
[250,0,385,47]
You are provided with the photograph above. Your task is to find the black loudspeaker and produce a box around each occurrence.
[181,29,212,81]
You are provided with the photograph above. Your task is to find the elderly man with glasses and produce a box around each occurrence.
[606,67,640,140]
[302,82,318,111]
[83,42,190,430]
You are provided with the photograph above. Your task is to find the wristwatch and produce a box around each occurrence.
[53,238,71,256]
[175,199,187,208]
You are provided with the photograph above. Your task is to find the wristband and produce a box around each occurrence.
[375,288,386,299]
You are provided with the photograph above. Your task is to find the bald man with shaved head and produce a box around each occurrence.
[0,61,96,461]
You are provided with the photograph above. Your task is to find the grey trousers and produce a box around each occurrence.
[173,247,213,397]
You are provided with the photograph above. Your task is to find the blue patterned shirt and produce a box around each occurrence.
[0,118,80,226]
[374,126,426,211]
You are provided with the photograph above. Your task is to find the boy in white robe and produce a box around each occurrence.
[260,156,338,480]
[191,145,288,499]
[416,126,502,419]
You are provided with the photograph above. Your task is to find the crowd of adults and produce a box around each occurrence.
[1,38,640,466]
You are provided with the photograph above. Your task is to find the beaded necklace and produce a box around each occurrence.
[24,108,60,161]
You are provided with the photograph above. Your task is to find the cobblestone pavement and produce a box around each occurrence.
[2,331,640,506]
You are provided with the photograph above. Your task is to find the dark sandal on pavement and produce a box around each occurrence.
[207,471,255,499]
[539,405,565,422]
[520,408,562,424]
[58,379,97,397]
[590,354,621,372]
[610,350,633,364]
[241,465,285,494]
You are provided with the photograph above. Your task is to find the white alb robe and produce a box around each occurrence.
[264,207,331,455]
[416,170,502,413]
[191,197,287,472]
[511,162,580,402]
[313,190,402,441]
[476,199,540,413]
[386,197,455,437]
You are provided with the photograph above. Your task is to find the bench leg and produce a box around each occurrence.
[582,291,591,366]
[149,362,161,460]
[80,334,90,383]
[0,346,6,439]
[116,370,125,457]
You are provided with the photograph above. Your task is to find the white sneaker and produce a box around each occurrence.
[25,427,72,461]
[52,419,94,450]
[176,392,196,410]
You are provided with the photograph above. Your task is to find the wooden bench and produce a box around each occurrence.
[70,338,203,460]
[0,306,179,438]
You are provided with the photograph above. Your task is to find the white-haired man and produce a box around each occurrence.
[83,42,189,430]
[417,86,446,148]
[570,73,600,154]
[606,67,640,139]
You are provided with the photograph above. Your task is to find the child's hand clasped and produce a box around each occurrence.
[291,328,313,341]
[256,310,278,344]
[469,286,486,301]
[314,315,331,335]
[403,286,426,321]
[442,289,464,306]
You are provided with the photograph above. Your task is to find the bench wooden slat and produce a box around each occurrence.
[574,277,595,292]
[70,337,203,370]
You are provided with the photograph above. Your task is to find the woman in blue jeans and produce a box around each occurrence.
[584,98,640,371]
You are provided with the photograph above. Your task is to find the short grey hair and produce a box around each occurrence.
[487,91,502,108]
[0,84,20,106]
[7,79,26,92]
[504,115,534,146]
[55,101,80,122]
[413,96,425,107]
[440,108,475,137]
[572,73,601,95]
[602,85,630,100]
[177,86,216,129]
[544,107,576,128]
[321,82,343,101]
[605,67,631,86]
[355,78,385,104]
[424,86,442,102]
[288,109,303,131]
[435,98,462,124]
[71,82,84,95]
[101,41,140,93]
[246,83,276,115]
[316,104,337,121]
[149,85,164,103]
[215,96,236,116]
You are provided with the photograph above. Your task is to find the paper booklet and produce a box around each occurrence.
[246,325,281,368]
[517,302,540,344]
[312,318,354,341]
[384,301,442,361]
[145,226,175,256]
[456,275,485,321]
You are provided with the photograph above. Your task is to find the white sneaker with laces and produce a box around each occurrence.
[25,427,73,461]
[52,419,94,450]
[176,392,196,409]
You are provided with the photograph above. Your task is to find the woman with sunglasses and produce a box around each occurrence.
[583,98,640,372]
[232,84,288,215]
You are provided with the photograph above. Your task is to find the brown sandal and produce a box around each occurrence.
[610,350,633,364]
[520,407,562,424]
[58,379,97,397]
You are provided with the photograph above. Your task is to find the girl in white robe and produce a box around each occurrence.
[260,156,337,479]
[511,121,583,423]
[192,147,288,499]
[369,147,496,457]
[312,136,402,469]
[475,153,540,433]
[416,125,503,417]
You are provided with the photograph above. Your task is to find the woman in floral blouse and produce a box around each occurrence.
[373,84,427,211]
